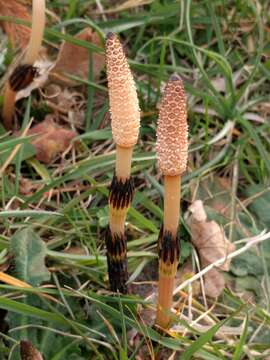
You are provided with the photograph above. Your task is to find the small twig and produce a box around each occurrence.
[172,319,243,338]
[229,146,240,241]
[95,0,107,21]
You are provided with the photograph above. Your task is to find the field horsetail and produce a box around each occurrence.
[156,74,188,329]
[105,32,140,293]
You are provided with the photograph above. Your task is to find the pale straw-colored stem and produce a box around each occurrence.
[2,85,16,130]
[115,145,133,181]
[109,208,126,235]
[156,174,181,329]
[24,0,46,65]
[164,175,181,237]
[156,273,175,329]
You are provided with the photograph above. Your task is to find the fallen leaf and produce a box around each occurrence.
[0,0,31,49]
[51,28,105,86]
[203,268,225,298]
[188,200,236,297]
[20,340,43,360]
[19,177,38,195]
[176,260,200,296]
[189,200,235,271]
[28,116,77,163]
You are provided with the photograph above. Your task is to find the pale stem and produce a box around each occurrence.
[156,273,175,329]
[109,209,126,235]
[2,85,16,130]
[115,145,133,181]
[24,0,46,65]
[163,175,181,236]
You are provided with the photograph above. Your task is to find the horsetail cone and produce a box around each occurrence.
[156,74,188,329]
[106,32,140,148]
[156,74,188,176]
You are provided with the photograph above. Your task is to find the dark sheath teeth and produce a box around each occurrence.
[109,175,135,210]
[158,226,180,264]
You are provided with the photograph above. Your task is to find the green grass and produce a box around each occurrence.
[0,0,270,359]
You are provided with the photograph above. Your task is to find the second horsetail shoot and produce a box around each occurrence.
[156,74,188,329]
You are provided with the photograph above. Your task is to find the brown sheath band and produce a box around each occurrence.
[158,226,180,265]
[105,228,129,293]
[9,64,38,92]
[109,175,135,210]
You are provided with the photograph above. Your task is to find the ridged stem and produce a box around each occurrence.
[156,175,181,329]
[156,273,176,329]
[164,175,181,236]
[106,146,134,293]
[2,85,16,130]
[115,145,132,181]
[24,0,46,65]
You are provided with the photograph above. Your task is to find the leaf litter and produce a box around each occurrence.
[51,28,105,86]
[27,116,77,163]
[0,4,105,168]
[0,0,31,49]
[187,200,235,297]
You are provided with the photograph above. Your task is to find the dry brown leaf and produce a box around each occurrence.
[28,116,77,163]
[176,260,200,296]
[203,268,225,298]
[189,200,235,271]
[188,200,235,297]
[20,340,43,360]
[0,0,31,49]
[51,28,105,86]
[19,177,37,195]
